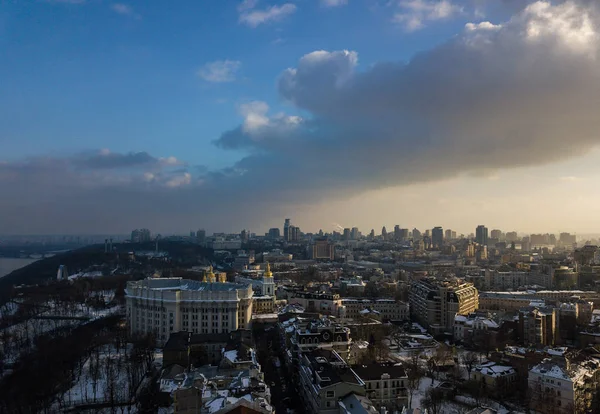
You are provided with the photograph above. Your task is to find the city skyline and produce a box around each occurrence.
[3,1,600,234]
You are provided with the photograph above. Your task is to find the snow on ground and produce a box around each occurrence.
[59,344,142,408]
[0,301,19,317]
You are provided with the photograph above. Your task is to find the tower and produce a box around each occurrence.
[263,263,275,296]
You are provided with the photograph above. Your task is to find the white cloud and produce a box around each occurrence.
[165,172,192,188]
[111,3,141,19]
[393,0,462,31]
[240,101,270,133]
[197,60,242,83]
[239,3,297,27]
[321,0,348,7]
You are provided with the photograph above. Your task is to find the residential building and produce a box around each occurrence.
[476,225,488,246]
[471,362,517,398]
[267,228,280,239]
[431,227,443,249]
[409,277,479,334]
[340,299,409,321]
[282,289,344,316]
[297,349,367,414]
[131,228,152,243]
[490,229,503,241]
[528,355,600,413]
[484,269,529,290]
[125,275,254,345]
[284,218,291,242]
[352,364,408,410]
[281,316,353,361]
[518,307,558,346]
[311,239,335,260]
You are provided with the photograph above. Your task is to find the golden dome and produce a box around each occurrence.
[264,262,273,278]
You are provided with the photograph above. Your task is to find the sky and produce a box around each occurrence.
[2,0,600,235]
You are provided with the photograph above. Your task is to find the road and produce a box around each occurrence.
[254,323,305,414]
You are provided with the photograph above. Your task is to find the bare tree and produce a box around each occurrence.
[405,351,424,408]
[461,351,479,380]
[421,387,444,414]
[389,325,405,350]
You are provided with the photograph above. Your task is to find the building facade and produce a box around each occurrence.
[125,275,253,345]
[409,277,479,334]
[341,299,409,321]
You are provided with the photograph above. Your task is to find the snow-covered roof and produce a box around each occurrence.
[474,362,515,378]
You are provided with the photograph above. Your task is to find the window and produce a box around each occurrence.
[326,391,335,398]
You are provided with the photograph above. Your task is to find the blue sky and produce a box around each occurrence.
[2,0,600,235]
[1,0,480,167]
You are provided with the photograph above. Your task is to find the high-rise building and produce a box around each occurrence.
[476,225,489,246]
[343,228,351,240]
[290,225,300,242]
[399,228,409,241]
[381,226,387,240]
[431,227,444,249]
[240,229,248,243]
[394,225,401,240]
[490,229,503,240]
[412,228,421,240]
[559,232,577,246]
[350,227,359,240]
[284,218,291,242]
[268,228,280,239]
[505,231,518,242]
[131,228,152,243]
[369,229,375,240]
[445,229,453,240]
[196,229,206,244]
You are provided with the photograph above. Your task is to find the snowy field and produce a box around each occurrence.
[56,343,146,410]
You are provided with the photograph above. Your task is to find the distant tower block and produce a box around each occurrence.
[109,238,113,251]
[56,265,68,281]
[104,239,108,253]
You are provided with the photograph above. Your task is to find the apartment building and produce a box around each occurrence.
[341,299,409,321]
[479,290,600,311]
[518,307,558,347]
[484,269,529,290]
[409,277,479,334]
[351,364,408,410]
[471,362,517,399]
[297,349,367,414]
[125,277,253,345]
[280,316,352,361]
[282,289,344,316]
[528,355,600,413]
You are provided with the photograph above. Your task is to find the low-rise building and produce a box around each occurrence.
[471,362,517,398]
[298,349,367,414]
[280,315,353,362]
[351,363,408,410]
[341,299,409,322]
[528,355,600,413]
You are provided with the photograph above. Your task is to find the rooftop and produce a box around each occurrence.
[351,363,407,380]
[128,277,248,292]
[305,349,363,388]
